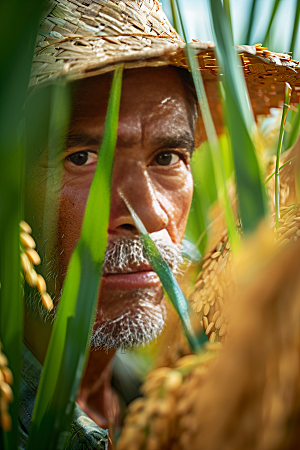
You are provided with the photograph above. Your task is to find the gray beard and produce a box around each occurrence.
[90,289,167,351]
[25,236,182,350]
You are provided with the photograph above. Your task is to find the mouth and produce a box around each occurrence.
[101,269,160,290]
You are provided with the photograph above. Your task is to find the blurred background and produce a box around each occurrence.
[162,0,300,58]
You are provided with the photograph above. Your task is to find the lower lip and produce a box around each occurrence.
[101,270,160,290]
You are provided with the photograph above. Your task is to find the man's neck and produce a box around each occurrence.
[77,348,118,429]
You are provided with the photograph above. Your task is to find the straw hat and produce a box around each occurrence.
[32,0,300,133]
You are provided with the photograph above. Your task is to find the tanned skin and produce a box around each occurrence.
[24,66,196,430]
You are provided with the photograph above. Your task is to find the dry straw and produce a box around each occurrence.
[117,347,219,450]
[188,230,236,344]
[20,221,53,311]
[0,342,14,432]
[119,219,300,450]
[31,1,300,135]
[189,203,300,344]
[169,231,300,450]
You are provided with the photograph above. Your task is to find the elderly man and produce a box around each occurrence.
[19,0,300,448]
[21,1,199,447]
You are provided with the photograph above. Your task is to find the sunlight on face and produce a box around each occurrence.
[24,66,197,349]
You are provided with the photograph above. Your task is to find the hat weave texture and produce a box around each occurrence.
[32,0,300,121]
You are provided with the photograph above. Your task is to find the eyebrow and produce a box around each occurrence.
[66,130,195,154]
[66,133,101,149]
[151,131,195,154]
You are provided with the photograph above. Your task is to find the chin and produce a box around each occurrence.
[90,285,166,351]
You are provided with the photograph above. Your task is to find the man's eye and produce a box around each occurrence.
[68,151,97,166]
[155,152,180,166]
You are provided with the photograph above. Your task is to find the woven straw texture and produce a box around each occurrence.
[32,0,300,121]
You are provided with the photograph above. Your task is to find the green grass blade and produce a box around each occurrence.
[122,197,207,354]
[171,0,239,250]
[245,0,258,44]
[0,1,43,447]
[223,0,234,43]
[169,0,181,36]
[290,0,300,56]
[261,0,282,46]
[275,83,292,228]
[209,0,268,234]
[27,66,123,450]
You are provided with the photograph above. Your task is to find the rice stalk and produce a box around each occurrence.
[261,0,282,46]
[171,0,239,251]
[275,83,292,228]
[289,0,300,56]
[0,342,14,433]
[20,221,53,311]
[245,0,258,44]
[209,0,268,234]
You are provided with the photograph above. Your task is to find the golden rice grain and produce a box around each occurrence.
[25,248,41,266]
[214,300,220,312]
[204,303,210,316]
[218,284,224,297]
[208,291,215,303]
[36,274,47,293]
[274,226,288,234]
[211,251,221,259]
[41,292,54,311]
[20,231,36,249]
[203,316,208,330]
[209,332,217,343]
[215,316,225,329]
[20,252,31,274]
[216,242,222,252]
[194,279,204,290]
[282,226,298,239]
[25,268,38,288]
[212,311,221,322]
[208,259,217,271]
[1,411,11,432]
[0,383,13,403]
[19,220,32,234]
[218,297,224,309]
[205,322,215,335]
[0,354,8,368]
[195,271,203,282]
[1,367,13,386]
[219,323,227,337]
[211,275,217,287]
[202,259,211,270]
[196,300,203,314]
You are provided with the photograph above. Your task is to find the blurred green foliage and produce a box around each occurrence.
[27,66,123,450]
[0,0,299,448]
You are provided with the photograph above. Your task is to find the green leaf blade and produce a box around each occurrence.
[27,66,123,450]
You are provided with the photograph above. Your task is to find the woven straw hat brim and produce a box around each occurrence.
[32,0,300,135]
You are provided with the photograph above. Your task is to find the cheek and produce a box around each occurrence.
[156,169,194,243]
[57,183,90,276]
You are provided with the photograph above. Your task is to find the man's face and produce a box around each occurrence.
[25,66,195,349]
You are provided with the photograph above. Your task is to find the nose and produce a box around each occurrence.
[108,161,168,236]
